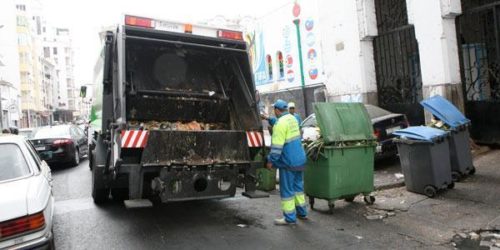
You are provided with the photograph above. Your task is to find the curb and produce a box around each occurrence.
[472,146,491,158]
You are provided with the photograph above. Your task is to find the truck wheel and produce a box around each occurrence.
[92,163,109,204]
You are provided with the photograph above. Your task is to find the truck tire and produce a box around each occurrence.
[91,153,109,204]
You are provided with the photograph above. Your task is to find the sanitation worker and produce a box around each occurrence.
[266,99,308,225]
[288,102,303,126]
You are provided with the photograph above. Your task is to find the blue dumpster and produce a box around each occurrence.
[421,95,475,181]
[394,126,454,198]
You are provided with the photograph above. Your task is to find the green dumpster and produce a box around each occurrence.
[304,103,376,213]
[252,148,276,191]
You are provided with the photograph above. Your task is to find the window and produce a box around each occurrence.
[266,55,273,80]
[18,34,28,46]
[24,141,42,172]
[20,72,29,83]
[277,51,284,79]
[53,47,58,55]
[0,144,31,182]
[16,16,27,26]
[43,47,50,58]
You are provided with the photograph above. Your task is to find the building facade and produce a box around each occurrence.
[0,0,22,129]
[250,0,499,143]
[42,26,76,123]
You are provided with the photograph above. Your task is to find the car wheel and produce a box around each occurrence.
[72,148,80,166]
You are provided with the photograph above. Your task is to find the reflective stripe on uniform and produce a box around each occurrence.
[281,198,296,214]
[294,193,306,207]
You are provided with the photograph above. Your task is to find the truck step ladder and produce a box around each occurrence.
[124,199,153,209]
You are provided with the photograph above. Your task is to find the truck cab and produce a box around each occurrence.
[89,15,267,206]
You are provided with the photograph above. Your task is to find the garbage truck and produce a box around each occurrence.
[87,15,268,206]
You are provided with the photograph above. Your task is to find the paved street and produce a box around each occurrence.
[49,150,500,250]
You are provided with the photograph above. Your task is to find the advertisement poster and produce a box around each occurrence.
[246,0,324,90]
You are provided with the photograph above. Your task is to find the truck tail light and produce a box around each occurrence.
[0,212,45,239]
[125,15,154,28]
[53,139,72,145]
[217,30,243,40]
[373,129,381,139]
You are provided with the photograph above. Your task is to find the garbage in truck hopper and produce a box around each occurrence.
[127,120,228,131]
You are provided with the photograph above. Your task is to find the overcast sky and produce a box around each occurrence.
[41,0,292,86]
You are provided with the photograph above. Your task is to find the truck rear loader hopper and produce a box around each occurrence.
[89,15,269,206]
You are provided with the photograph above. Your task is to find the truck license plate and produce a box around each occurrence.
[155,21,183,33]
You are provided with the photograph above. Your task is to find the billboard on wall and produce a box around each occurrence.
[246,0,324,92]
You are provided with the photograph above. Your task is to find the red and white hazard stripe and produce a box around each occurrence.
[121,130,149,148]
[246,131,263,147]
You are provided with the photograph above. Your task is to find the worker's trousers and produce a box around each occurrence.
[279,169,307,223]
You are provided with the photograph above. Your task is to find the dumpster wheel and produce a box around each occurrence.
[451,171,462,183]
[423,185,437,198]
[344,196,355,202]
[309,197,315,210]
[328,201,335,214]
[469,166,476,175]
[363,195,375,205]
[447,182,455,189]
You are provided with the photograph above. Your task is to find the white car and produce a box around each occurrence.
[0,135,55,249]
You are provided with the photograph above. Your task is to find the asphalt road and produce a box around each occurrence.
[49,159,438,250]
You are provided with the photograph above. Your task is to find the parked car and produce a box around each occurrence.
[0,135,54,249]
[301,104,409,159]
[18,128,37,139]
[30,125,89,166]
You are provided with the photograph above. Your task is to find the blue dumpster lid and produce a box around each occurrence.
[393,126,448,142]
[420,95,470,129]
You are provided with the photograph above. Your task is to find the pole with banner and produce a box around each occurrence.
[292,1,309,116]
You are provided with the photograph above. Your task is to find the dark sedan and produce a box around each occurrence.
[301,104,409,159]
[30,125,89,166]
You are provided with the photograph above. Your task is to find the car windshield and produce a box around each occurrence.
[0,144,30,182]
[33,126,70,139]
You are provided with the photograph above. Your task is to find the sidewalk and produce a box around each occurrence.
[368,149,500,249]
[373,145,491,191]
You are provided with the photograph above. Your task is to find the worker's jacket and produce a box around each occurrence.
[267,112,306,171]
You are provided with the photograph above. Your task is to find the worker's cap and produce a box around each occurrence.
[273,99,288,110]
[288,102,296,109]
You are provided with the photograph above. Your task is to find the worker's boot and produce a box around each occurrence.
[274,218,296,226]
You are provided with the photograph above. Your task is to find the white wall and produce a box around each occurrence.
[317,0,377,102]
[407,0,462,89]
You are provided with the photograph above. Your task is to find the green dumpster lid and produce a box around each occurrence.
[314,102,375,143]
